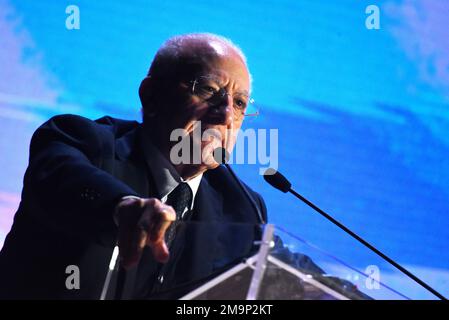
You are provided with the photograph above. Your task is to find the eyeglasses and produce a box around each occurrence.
[190,75,260,118]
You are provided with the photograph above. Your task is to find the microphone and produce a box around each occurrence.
[263,168,446,300]
[213,148,265,224]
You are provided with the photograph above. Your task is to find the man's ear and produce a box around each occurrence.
[139,76,156,115]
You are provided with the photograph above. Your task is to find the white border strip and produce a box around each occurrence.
[247,224,274,300]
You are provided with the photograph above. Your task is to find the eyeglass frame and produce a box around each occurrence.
[188,76,260,118]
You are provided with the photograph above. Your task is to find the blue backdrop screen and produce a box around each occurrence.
[0,0,448,299]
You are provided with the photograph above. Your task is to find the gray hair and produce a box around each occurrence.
[148,33,252,86]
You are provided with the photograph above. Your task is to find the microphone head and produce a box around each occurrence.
[263,168,291,193]
[213,147,230,164]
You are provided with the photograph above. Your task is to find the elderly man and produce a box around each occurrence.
[0,33,268,299]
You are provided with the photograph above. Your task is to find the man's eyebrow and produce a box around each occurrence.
[199,74,250,96]
[235,89,249,96]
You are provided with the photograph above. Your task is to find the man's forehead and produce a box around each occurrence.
[173,39,250,90]
[178,55,248,81]
[180,39,246,69]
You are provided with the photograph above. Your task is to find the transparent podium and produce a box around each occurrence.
[105,221,434,300]
[176,223,407,300]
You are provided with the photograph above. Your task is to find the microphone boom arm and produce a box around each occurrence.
[264,169,446,300]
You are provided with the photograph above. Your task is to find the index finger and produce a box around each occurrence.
[147,204,176,243]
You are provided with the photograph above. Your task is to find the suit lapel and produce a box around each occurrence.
[113,126,154,198]
[191,176,223,222]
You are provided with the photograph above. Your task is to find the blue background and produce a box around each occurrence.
[0,0,448,299]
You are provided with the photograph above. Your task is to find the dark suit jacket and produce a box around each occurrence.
[0,114,269,299]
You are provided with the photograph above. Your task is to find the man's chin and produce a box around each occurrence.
[207,161,220,170]
[200,138,223,161]
[201,151,221,170]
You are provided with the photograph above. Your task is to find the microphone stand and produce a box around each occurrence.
[264,169,446,300]
[289,187,446,300]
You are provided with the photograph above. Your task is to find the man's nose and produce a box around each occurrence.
[208,94,234,125]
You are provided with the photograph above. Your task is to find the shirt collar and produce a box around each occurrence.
[140,128,202,210]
